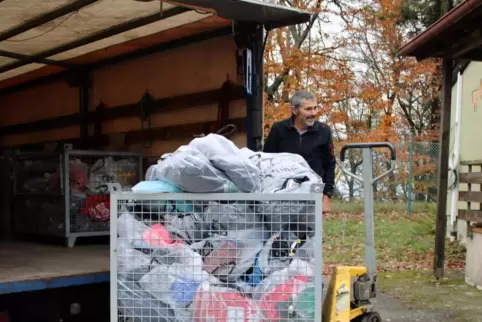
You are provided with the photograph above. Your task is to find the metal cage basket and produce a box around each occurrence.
[110,187,323,322]
[12,145,143,247]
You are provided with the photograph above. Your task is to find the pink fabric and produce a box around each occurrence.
[143,224,182,246]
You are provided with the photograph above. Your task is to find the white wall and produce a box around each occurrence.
[447,62,482,244]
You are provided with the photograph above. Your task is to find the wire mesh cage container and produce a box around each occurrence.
[12,144,143,247]
[110,185,323,322]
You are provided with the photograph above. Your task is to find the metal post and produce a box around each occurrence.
[408,133,413,215]
[362,148,376,277]
[434,54,453,279]
[340,142,396,281]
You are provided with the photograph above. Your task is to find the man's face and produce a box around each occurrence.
[292,99,319,128]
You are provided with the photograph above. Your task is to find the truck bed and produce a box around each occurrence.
[0,241,109,295]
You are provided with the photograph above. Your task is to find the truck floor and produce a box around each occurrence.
[0,241,109,295]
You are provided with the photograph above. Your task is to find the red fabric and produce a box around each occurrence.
[193,287,257,322]
[80,195,110,222]
[258,275,310,319]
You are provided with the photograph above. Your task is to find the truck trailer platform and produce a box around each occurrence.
[0,242,109,295]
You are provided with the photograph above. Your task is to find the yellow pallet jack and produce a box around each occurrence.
[322,142,396,322]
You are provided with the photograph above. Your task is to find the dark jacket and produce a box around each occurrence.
[263,116,336,196]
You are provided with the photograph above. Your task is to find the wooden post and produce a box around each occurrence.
[434,54,453,279]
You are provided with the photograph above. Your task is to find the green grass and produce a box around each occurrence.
[323,201,477,321]
[323,205,465,271]
[378,270,482,322]
[330,199,436,215]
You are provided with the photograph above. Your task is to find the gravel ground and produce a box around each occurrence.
[373,292,454,322]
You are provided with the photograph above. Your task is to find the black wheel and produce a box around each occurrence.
[361,312,382,322]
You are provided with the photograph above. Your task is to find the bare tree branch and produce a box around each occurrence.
[266,0,322,98]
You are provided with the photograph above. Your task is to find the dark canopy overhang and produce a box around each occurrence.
[398,0,482,61]
[170,0,311,29]
[0,0,311,93]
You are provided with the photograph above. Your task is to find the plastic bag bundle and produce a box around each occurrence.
[257,227,315,276]
[239,149,322,193]
[163,212,209,244]
[190,229,270,283]
[118,280,177,322]
[254,260,314,320]
[87,157,138,193]
[149,146,238,193]
[256,199,317,232]
[139,245,217,321]
[117,239,151,282]
[202,201,264,231]
[116,210,319,321]
[119,137,323,321]
[192,283,261,322]
[188,134,261,192]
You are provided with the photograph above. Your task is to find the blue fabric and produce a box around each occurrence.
[132,180,182,193]
[132,181,193,212]
[170,276,200,306]
[246,257,263,286]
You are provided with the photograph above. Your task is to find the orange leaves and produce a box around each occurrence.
[329,111,349,124]
[262,0,440,146]
[264,99,291,137]
[359,82,381,102]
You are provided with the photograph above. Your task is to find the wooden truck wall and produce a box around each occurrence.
[0,35,248,158]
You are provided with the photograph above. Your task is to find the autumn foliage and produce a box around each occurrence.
[263,0,441,200]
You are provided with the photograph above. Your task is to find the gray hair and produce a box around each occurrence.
[290,90,316,109]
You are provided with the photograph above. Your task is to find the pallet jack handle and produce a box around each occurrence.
[339,142,396,278]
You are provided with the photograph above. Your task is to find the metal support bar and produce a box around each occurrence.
[0,6,191,75]
[434,54,453,279]
[0,49,77,69]
[361,148,376,277]
[78,75,90,148]
[239,22,265,151]
[340,142,396,278]
[0,0,98,43]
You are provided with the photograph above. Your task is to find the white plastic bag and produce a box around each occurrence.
[149,146,238,193]
[202,201,265,231]
[117,212,150,243]
[117,239,151,282]
[240,149,322,193]
[139,245,218,321]
[118,280,177,322]
[256,198,317,232]
[163,212,207,244]
[190,229,270,283]
[188,134,261,192]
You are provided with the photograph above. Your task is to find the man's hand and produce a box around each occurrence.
[323,194,331,213]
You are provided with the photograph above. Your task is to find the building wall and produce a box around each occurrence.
[0,35,247,156]
[447,61,482,243]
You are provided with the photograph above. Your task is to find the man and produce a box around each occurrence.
[263,90,336,213]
